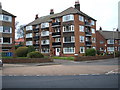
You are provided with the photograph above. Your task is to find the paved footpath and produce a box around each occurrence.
[1,58,119,76]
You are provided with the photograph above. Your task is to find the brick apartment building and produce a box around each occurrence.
[0,3,16,57]
[96,29,120,54]
[24,1,96,56]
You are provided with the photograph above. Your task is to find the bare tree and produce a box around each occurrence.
[17,25,25,38]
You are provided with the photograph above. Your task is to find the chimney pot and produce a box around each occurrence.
[0,2,2,9]
[35,14,38,20]
[99,27,102,30]
[50,9,54,15]
[74,0,80,11]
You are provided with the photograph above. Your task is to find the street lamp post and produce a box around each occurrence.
[113,28,116,58]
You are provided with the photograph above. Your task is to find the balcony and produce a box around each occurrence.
[85,32,92,36]
[33,28,39,32]
[33,36,39,40]
[85,22,92,27]
[52,32,61,37]
[52,22,61,27]
[86,41,92,46]
[33,44,39,46]
[52,42,61,47]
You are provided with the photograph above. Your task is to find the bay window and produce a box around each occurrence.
[107,39,114,44]
[62,14,74,22]
[41,31,49,36]
[63,47,75,54]
[26,26,32,31]
[0,14,12,22]
[41,22,49,28]
[107,47,114,52]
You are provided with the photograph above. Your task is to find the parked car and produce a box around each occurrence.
[0,60,3,67]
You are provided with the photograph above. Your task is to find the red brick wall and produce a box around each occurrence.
[2,58,53,63]
[74,55,114,61]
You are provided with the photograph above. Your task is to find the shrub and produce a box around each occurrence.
[115,51,120,57]
[15,47,28,57]
[27,51,44,58]
[85,48,96,56]
[27,46,35,53]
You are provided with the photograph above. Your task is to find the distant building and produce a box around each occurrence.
[24,1,96,56]
[96,29,120,54]
[15,38,24,45]
[0,3,16,57]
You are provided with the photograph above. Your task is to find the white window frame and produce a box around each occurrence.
[26,26,32,31]
[55,38,60,42]
[92,37,96,43]
[80,47,85,53]
[80,36,84,43]
[62,14,74,22]
[26,33,32,38]
[41,40,49,45]
[79,15,84,22]
[79,25,84,32]
[91,28,95,33]
[41,48,50,53]
[63,36,75,43]
[41,22,49,28]
[63,25,74,32]
[26,41,33,46]
[0,14,12,22]
[107,47,114,52]
[0,38,3,44]
[107,39,114,44]
[63,47,75,54]
[41,31,49,36]
[91,20,95,26]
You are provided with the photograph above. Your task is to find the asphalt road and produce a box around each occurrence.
[2,74,119,88]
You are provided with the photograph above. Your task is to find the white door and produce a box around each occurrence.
[55,48,60,56]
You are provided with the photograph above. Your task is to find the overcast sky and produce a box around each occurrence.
[0,0,119,31]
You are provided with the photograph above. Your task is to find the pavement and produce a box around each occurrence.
[1,58,120,76]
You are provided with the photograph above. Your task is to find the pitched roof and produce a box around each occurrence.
[97,30,120,39]
[27,7,96,26]
[0,8,16,17]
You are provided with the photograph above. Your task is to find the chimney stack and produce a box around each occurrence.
[99,27,102,30]
[116,28,119,31]
[0,2,2,9]
[50,9,54,15]
[35,14,38,20]
[74,0,80,11]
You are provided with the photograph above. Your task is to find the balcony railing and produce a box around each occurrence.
[85,32,92,36]
[85,41,92,46]
[52,22,61,27]
[52,32,61,37]
[85,22,92,27]
[33,28,39,32]
[33,36,39,40]
[52,42,61,47]
[33,44,39,46]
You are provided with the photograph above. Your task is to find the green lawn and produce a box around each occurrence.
[52,56,74,60]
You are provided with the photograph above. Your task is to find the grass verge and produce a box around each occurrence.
[52,56,74,60]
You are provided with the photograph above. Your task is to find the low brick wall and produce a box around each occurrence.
[74,55,114,61]
[2,58,53,63]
